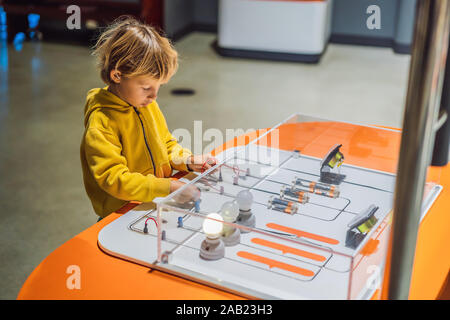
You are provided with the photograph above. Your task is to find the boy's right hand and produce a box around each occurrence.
[170,180,201,203]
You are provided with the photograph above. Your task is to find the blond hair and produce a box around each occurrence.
[92,16,178,85]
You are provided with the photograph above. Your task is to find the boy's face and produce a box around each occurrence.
[110,72,168,108]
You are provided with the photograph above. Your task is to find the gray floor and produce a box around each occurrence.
[0,32,410,299]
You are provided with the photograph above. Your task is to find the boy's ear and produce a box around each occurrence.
[110,69,122,84]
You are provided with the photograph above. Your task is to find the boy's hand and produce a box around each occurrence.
[186,154,218,173]
[170,179,201,203]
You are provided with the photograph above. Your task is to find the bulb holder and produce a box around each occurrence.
[199,237,225,260]
[221,226,241,246]
[236,209,255,233]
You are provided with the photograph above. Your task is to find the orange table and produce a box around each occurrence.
[17,123,450,299]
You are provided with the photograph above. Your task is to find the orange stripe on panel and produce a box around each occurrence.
[266,222,339,245]
[251,238,326,262]
[237,251,315,277]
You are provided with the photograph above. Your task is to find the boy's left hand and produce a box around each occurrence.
[186,154,218,173]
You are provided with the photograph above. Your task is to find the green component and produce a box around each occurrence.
[328,151,343,168]
[356,216,378,234]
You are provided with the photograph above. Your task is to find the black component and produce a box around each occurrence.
[431,35,450,166]
[143,224,148,234]
[321,144,344,170]
[347,205,379,231]
[345,230,366,250]
[320,144,346,185]
[320,172,346,185]
[321,144,343,167]
[345,205,379,249]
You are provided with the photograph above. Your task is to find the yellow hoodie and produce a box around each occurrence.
[80,87,192,217]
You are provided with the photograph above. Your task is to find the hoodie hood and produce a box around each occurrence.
[84,87,132,126]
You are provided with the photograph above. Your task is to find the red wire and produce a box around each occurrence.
[199,158,246,175]
[145,217,158,228]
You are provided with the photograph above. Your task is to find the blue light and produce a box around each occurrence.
[13,32,25,51]
[28,13,40,29]
[0,6,7,41]
[0,39,7,72]
[0,7,6,25]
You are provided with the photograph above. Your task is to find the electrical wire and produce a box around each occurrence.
[143,216,158,234]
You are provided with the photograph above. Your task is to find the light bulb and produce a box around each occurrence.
[220,201,239,222]
[202,213,224,238]
[236,190,253,211]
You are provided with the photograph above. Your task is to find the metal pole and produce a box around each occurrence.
[388,0,450,299]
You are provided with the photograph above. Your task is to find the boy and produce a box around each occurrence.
[80,17,216,218]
